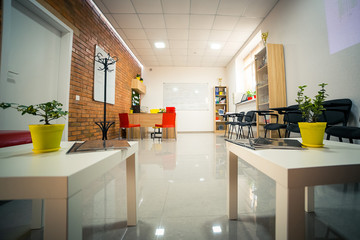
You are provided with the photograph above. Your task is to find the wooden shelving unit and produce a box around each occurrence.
[131,79,146,94]
[214,86,228,133]
[255,43,287,137]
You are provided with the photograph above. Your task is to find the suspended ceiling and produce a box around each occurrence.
[93,0,278,67]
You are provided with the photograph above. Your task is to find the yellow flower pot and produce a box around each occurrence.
[298,122,327,147]
[29,124,65,153]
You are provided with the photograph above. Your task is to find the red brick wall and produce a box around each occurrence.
[39,0,141,140]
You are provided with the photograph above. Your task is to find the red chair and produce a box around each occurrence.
[166,107,176,113]
[154,113,176,140]
[119,113,141,139]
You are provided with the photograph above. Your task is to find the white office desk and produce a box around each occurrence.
[0,141,138,239]
[226,139,360,240]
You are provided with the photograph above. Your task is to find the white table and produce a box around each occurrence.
[0,141,138,239]
[226,139,360,240]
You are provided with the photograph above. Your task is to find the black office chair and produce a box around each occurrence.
[228,112,245,139]
[326,125,360,192]
[258,112,287,138]
[237,111,256,139]
[224,113,237,138]
[284,110,304,138]
[320,99,352,139]
[325,126,360,143]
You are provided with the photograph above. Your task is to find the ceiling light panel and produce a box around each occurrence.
[154,42,166,48]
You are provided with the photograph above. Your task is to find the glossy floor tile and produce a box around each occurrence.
[1,133,360,239]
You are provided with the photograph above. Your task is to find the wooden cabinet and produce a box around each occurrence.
[131,79,146,94]
[255,44,286,137]
[214,86,228,133]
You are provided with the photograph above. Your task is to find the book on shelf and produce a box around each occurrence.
[215,87,219,95]
[215,96,219,104]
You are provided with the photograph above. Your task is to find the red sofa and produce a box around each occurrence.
[0,130,32,148]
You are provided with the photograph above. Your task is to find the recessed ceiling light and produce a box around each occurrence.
[155,42,165,48]
[212,225,222,233]
[155,228,165,236]
[210,43,221,50]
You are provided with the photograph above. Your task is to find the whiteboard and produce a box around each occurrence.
[163,83,209,111]
[93,45,116,104]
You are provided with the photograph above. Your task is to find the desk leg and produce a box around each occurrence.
[276,183,305,240]
[126,153,138,226]
[44,191,82,240]
[305,186,314,212]
[31,199,43,229]
[44,198,67,239]
[227,151,238,220]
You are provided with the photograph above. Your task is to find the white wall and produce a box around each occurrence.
[141,67,225,132]
[227,0,360,126]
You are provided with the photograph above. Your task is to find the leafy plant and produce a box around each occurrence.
[0,100,68,125]
[296,83,328,122]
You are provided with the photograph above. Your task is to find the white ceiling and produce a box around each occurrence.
[93,0,278,67]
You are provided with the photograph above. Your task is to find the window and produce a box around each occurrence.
[242,43,263,94]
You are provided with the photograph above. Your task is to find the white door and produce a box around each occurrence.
[0,0,72,139]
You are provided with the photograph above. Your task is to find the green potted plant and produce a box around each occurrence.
[296,83,328,147]
[246,90,253,100]
[0,100,68,153]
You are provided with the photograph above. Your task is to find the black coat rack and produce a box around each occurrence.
[94,52,118,140]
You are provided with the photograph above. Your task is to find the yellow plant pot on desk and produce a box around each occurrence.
[29,124,65,153]
[298,122,327,147]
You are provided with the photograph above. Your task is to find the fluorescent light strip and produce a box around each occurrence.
[89,0,143,69]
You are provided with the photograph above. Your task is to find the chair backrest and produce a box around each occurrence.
[162,113,176,128]
[119,113,130,128]
[166,107,176,113]
[244,111,255,123]
[284,110,303,124]
[320,98,352,126]
[235,112,245,122]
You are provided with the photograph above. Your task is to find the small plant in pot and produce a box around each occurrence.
[0,100,68,153]
[296,83,328,147]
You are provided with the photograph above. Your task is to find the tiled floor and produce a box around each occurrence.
[1,133,360,239]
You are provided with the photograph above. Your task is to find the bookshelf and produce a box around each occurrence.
[255,43,287,137]
[214,86,228,133]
